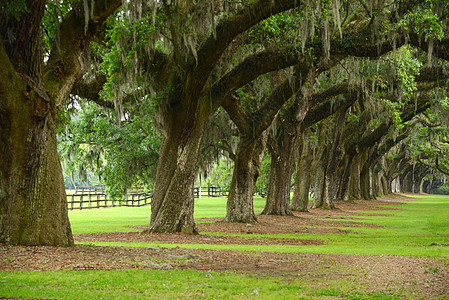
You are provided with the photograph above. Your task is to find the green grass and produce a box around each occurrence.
[70,194,449,258]
[69,196,267,234]
[0,269,403,299]
[2,194,448,299]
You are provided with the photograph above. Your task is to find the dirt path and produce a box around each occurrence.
[1,194,448,298]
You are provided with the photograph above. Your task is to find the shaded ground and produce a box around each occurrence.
[1,194,448,299]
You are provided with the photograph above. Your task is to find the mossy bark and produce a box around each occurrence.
[145,106,207,234]
[0,90,73,246]
[0,0,120,246]
[262,121,295,216]
[291,129,313,212]
[225,133,268,223]
[0,42,73,246]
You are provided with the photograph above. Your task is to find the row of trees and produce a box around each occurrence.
[1,0,448,245]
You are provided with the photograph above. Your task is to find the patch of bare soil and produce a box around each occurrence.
[1,194,448,299]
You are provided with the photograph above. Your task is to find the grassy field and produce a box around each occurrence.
[0,269,403,300]
[68,196,267,234]
[1,194,449,299]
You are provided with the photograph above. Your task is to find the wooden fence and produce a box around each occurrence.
[67,188,152,210]
[194,186,225,198]
[67,186,226,210]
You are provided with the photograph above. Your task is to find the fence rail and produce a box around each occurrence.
[194,186,226,198]
[67,186,227,210]
[67,189,152,210]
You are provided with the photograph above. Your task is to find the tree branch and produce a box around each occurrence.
[44,0,121,108]
[211,47,306,100]
[193,0,303,95]
[221,94,254,136]
[71,75,114,109]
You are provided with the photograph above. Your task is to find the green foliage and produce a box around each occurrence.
[41,1,72,54]
[255,154,271,196]
[205,159,234,192]
[386,5,445,41]
[6,0,29,20]
[346,112,359,125]
[409,8,444,41]
[248,12,299,48]
[405,100,449,179]
[434,183,449,195]
[100,14,156,101]
[58,98,161,200]
[392,47,422,103]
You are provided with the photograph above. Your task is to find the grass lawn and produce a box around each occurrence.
[68,196,267,234]
[1,194,448,299]
[0,269,402,300]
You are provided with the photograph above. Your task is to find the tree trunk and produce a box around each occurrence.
[312,157,326,208]
[336,154,352,201]
[350,152,362,199]
[319,110,347,209]
[225,133,268,223]
[0,79,73,246]
[0,0,120,245]
[145,108,208,234]
[310,120,331,209]
[262,125,295,216]
[361,165,377,200]
[291,129,312,212]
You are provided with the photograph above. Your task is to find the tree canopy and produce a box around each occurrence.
[1,0,449,245]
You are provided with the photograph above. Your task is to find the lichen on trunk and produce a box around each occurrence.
[224,132,268,223]
[0,80,73,246]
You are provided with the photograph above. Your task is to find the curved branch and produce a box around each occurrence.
[44,0,122,108]
[302,93,357,129]
[222,94,254,136]
[436,157,449,176]
[211,47,305,100]
[193,0,303,91]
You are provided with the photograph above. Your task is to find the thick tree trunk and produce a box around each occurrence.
[318,110,346,209]
[336,155,352,201]
[145,111,207,234]
[361,165,377,200]
[0,0,120,245]
[291,129,313,212]
[262,126,295,216]
[350,152,362,199]
[0,80,73,246]
[225,133,267,223]
[312,157,326,208]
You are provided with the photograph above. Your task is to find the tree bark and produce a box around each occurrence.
[0,75,73,246]
[262,119,295,216]
[225,133,268,223]
[309,120,331,209]
[0,0,120,245]
[336,154,353,201]
[319,109,347,209]
[350,152,362,199]
[145,100,210,233]
[291,129,313,212]
[312,155,327,209]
